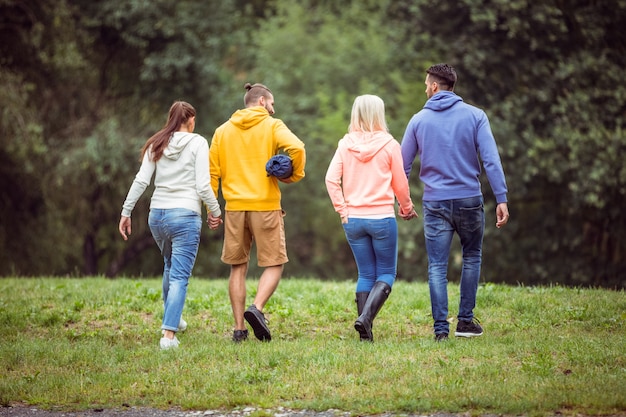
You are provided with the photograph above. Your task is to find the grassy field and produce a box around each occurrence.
[0,277,624,416]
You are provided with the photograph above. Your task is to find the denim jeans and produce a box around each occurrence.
[148,208,202,332]
[422,196,485,334]
[342,217,398,292]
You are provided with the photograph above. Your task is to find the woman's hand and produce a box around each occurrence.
[119,216,132,240]
[399,208,418,221]
[208,213,223,230]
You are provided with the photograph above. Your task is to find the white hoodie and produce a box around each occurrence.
[121,132,221,218]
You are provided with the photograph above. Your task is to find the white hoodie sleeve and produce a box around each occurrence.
[121,150,155,217]
[194,138,221,217]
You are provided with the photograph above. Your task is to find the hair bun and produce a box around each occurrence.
[244,83,253,91]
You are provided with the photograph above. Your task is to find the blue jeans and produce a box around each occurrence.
[148,208,202,332]
[423,196,485,334]
[342,217,398,292]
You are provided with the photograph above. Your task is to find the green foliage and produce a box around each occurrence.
[0,278,624,415]
[73,0,244,128]
[249,0,426,279]
[0,0,247,276]
[394,0,626,286]
[0,69,58,275]
[0,0,624,286]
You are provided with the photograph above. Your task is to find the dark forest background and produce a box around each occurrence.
[1,0,624,288]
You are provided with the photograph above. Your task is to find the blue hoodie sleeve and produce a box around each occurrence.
[476,112,508,203]
[400,116,419,178]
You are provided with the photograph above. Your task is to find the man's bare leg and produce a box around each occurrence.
[229,263,248,330]
[252,264,284,311]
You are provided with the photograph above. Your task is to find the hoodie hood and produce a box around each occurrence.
[424,91,463,112]
[229,106,270,130]
[340,131,395,162]
[163,132,196,160]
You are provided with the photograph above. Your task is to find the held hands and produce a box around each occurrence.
[208,213,223,230]
[399,207,419,221]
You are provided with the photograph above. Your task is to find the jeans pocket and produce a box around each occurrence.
[371,218,394,240]
[460,204,484,233]
[168,210,201,240]
[423,204,447,238]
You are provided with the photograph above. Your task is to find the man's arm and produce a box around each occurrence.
[400,119,419,178]
[208,132,222,197]
[476,112,508,204]
[275,120,306,183]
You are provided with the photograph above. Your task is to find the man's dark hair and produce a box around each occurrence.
[243,82,273,106]
[426,63,457,90]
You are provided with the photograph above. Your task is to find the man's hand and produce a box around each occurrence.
[496,203,509,228]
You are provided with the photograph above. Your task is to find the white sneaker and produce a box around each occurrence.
[160,336,180,350]
[161,318,187,335]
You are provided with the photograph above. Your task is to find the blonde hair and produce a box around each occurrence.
[349,95,388,133]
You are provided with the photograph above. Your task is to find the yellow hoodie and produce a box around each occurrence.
[209,106,306,211]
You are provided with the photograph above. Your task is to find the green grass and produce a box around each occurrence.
[0,277,624,416]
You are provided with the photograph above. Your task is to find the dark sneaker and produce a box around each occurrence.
[232,329,248,343]
[244,305,271,341]
[455,318,483,337]
[434,333,449,342]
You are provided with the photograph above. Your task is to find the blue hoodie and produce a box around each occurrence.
[401,91,508,204]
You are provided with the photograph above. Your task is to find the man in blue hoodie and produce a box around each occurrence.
[401,63,510,342]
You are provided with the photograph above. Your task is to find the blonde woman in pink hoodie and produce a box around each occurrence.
[325,94,418,342]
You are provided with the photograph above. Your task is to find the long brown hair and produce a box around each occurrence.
[140,101,196,162]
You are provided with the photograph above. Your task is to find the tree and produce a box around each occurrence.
[247,0,428,279]
[394,0,626,286]
[2,0,624,287]
[0,0,249,276]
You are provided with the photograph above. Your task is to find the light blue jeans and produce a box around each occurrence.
[148,208,202,332]
[342,217,398,292]
[423,196,485,335]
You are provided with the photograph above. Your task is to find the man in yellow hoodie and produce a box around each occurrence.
[209,83,306,342]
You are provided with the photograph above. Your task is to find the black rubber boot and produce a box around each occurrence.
[355,292,369,340]
[354,281,391,342]
[355,292,369,316]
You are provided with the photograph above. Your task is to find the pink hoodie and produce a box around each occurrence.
[325,131,414,219]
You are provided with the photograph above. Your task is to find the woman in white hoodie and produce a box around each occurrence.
[119,101,222,350]
[325,95,418,342]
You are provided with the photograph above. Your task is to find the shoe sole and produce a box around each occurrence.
[244,309,271,341]
[454,331,483,337]
[354,321,372,341]
[232,330,248,342]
